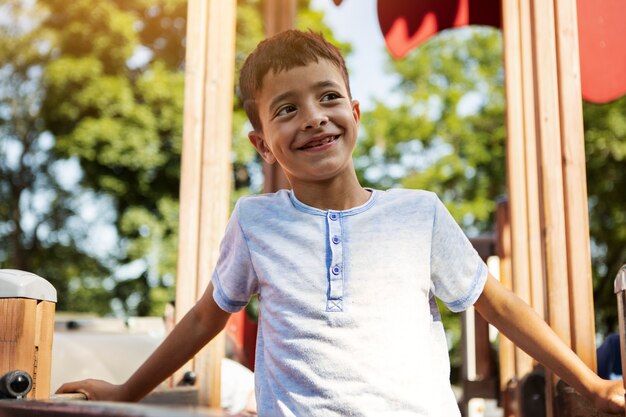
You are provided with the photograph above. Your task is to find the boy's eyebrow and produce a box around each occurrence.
[268,80,342,111]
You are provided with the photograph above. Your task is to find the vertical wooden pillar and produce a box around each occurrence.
[501,0,594,414]
[264,0,297,38]
[261,0,297,193]
[176,0,237,407]
[518,0,544,325]
[553,0,596,372]
[0,299,55,400]
[496,200,516,416]
[501,0,535,383]
[530,0,572,354]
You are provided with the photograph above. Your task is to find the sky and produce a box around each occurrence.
[309,0,401,110]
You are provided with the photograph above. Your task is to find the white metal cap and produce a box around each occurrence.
[0,269,57,302]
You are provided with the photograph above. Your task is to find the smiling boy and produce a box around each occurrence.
[58,30,624,416]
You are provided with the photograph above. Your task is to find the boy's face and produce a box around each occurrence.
[248,59,360,186]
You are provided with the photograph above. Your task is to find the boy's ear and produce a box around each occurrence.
[351,99,361,125]
[248,131,276,164]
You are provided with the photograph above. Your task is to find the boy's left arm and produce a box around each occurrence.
[474,273,625,413]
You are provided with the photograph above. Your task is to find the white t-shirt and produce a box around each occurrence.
[212,189,488,417]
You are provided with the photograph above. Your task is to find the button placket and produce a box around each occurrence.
[326,210,344,311]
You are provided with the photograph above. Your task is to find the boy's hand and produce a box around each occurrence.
[55,379,125,401]
[591,378,625,414]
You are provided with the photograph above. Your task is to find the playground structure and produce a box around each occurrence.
[0,0,624,416]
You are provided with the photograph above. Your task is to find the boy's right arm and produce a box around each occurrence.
[56,282,231,402]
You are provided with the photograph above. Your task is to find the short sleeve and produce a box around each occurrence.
[430,195,488,312]
[211,202,259,313]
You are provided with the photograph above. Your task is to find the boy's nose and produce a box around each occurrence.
[302,108,329,130]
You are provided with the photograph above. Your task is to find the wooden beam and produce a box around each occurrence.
[496,200,516,399]
[529,0,577,414]
[261,0,297,193]
[176,0,237,408]
[553,0,596,371]
[529,0,571,348]
[501,0,535,380]
[33,301,55,399]
[504,0,592,414]
[264,0,297,38]
[519,0,544,324]
[0,298,36,396]
[0,299,54,400]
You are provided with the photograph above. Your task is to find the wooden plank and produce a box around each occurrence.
[496,200,516,397]
[529,0,572,414]
[177,0,237,408]
[474,311,495,382]
[519,0,544,323]
[553,0,596,371]
[32,300,55,399]
[261,0,296,193]
[194,0,237,407]
[529,0,571,347]
[264,0,297,37]
[176,0,209,332]
[174,0,210,386]
[0,399,230,417]
[501,0,534,380]
[0,298,36,395]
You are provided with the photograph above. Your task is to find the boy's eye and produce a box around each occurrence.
[321,92,340,102]
[276,105,296,117]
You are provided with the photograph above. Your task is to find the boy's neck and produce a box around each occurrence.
[289,174,371,211]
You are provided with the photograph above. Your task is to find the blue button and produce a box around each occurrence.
[329,212,338,221]
[331,265,341,275]
[332,235,341,244]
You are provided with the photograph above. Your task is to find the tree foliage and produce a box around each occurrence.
[0,0,112,313]
[39,0,189,315]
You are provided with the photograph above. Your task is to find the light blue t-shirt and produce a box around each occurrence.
[212,188,488,417]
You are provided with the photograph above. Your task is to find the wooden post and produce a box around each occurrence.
[553,0,596,371]
[502,0,593,414]
[501,0,535,382]
[261,0,297,193]
[496,200,516,415]
[176,0,237,407]
[518,0,544,325]
[529,0,572,351]
[33,300,55,399]
[0,271,56,400]
[264,0,297,39]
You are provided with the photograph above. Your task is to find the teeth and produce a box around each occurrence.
[303,135,336,149]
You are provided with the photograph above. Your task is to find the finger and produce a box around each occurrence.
[55,381,89,396]
[55,382,78,394]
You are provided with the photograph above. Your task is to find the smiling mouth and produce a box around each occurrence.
[299,135,339,150]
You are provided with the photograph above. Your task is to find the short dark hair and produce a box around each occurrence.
[238,29,351,131]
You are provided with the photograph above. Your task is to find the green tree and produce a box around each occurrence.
[36,0,189,316]
[0,0,112,314]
